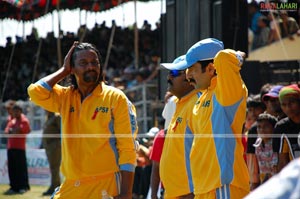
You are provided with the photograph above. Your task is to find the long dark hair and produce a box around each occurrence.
[69,43,104,89]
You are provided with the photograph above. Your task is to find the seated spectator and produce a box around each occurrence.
[252,16,270,50]
[248,1,263,35]
[135,67,151,84]
[268,11,282,44]
[279,10,300,40]
[112,77,126,90]
[123,65,138,89]
[253,113,278,186]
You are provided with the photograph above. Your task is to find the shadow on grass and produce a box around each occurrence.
[0,185,50,199]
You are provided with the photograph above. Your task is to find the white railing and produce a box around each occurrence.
[124,82,159,134]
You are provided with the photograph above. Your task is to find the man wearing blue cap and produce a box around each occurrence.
[164,38,250,198]
[158,55,201,199]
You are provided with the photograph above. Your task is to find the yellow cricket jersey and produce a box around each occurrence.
[190,49,250,195]
[28,81,138,180]
[160,89,201,198]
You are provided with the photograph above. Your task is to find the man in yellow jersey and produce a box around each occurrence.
[28,42,137,199]
[165,38,250,199]
[158,55,200,198]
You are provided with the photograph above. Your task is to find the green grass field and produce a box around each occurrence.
[0,184,51,199]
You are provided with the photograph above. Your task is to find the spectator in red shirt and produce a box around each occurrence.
[1,100,15,147]
[149,128,166,199]
[4,104,31,194]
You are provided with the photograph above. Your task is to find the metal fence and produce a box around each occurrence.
[124,82,163,134]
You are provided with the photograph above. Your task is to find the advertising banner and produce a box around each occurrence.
[0,148,51,185]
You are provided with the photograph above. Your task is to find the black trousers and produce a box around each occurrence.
[133,165,152,198]
[7,149,30,191]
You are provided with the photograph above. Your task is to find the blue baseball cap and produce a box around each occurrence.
[262,85,283,101]
[161,55,186,70]
[161,38,224,70]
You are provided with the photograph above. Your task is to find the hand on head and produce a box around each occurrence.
[62,41,79,74]
[237,51,246,59]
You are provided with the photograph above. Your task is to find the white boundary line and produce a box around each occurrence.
[0,133,299,138]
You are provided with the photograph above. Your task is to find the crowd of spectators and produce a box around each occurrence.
[248,1,300,51]
[2,2,300,101]
[0,19,161,102]
[244,83,300,198]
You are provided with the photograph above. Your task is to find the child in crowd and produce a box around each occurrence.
[253,113,278,186]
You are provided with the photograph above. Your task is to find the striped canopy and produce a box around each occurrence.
[0,0,151,21]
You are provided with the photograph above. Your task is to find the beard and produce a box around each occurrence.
[83,70,99,83]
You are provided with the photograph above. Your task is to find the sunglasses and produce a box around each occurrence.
[169,70,185,77]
